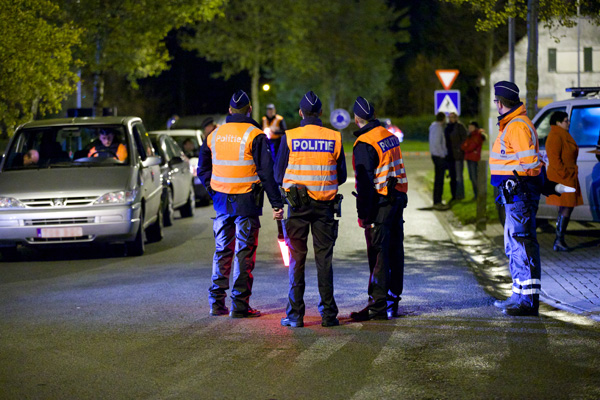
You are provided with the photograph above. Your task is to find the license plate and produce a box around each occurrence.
[37,227,83,238]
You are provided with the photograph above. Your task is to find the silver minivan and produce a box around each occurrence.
[0,116,163,258]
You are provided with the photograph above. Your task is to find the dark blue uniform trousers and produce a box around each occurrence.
[364,197,405,313]
[208,213,260,312]
[283,202,339,322]
[504,200,541,308]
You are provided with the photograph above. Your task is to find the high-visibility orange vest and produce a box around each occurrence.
[489,104,543,178]
[88,143,128,162]
[282,125,342,201]
[353,126,408,195]
[262,115,284,139]
[208,122,262,194]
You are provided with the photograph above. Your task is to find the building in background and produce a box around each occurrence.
[488,18,600,141]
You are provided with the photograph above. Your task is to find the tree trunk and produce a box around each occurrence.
[93,72,105,117]
[480,29,494,129]
[251,60,260,121]
[526,0,539,119]
[328,90,336,118]
[93,38,104,117]
[30,95,40,121]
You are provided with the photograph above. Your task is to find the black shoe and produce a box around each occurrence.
[387,303,399,319]
[210,306,229,316]
[230,307,261,318]
[554,215,571,252]
[503,304,539,316]
[281,316,304,327]
[493,296,519,309]
[553,237,569,252]
[350,307,388,321]
[321,318,340,327]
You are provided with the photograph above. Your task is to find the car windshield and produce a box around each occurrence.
[2,125,130,171]
[170,135,199,149]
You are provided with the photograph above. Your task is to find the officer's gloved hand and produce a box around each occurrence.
[555,184,576,194]
[273,208,284,220]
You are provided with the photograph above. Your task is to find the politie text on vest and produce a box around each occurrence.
[291,139,335,153]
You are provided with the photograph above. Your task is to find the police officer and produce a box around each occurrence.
[349,97,408,321]
[200,116,218,142]
[490,81,544,317]
[198,90,284,318]
[262,104,287,158]
[274,91,347,328]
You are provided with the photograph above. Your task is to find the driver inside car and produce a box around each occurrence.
[88,128,128,161]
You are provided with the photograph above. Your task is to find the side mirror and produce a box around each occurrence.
[143,155,162,167]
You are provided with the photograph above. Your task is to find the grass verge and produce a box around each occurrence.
[424,166,500,225]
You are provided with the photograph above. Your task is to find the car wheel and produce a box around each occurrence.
[163,188,175,227]
[146,204,164,243]
[126,210,145,256]
[1,246,19,261]
[179,185,195,218]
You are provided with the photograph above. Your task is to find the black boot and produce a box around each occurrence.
[553,215,570,252]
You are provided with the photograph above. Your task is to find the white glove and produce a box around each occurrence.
[555,184,576,193]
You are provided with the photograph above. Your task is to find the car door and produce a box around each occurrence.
[534,106,567,220]
[568,104,600,221]
[535,103,600,222]
[132,122,162,227]
[165,136,191,207]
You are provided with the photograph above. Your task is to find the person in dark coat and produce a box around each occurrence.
[445,112,467,201]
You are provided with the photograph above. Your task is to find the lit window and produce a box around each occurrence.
[548,48,557,72]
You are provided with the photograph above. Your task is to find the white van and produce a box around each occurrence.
[533,87,600,222]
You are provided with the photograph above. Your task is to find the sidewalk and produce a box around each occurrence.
[408,153,600,322]
[485,220,600,321]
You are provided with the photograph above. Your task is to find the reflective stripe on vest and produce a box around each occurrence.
[282,126,341,201]
[353,126,408,195]
[209,124,261,194]
[489,117,542,176]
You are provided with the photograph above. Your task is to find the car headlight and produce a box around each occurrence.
[0,197,25,208]
[94,190,137,205]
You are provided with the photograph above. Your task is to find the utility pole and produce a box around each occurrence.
[577,2,581,87]
[508,0,515,82]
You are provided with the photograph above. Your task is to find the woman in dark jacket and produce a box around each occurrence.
[545,111,583,251]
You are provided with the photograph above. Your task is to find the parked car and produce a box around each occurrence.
[150,129,212,206]
[0,116,164,258]
[533,87,600,222]
[148,132,195,226]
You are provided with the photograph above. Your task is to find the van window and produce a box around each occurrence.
[535,106,567,147]
[570,106,600,147]
[133,123,155,159]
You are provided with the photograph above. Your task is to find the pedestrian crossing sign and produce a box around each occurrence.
[435,90,461,115]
